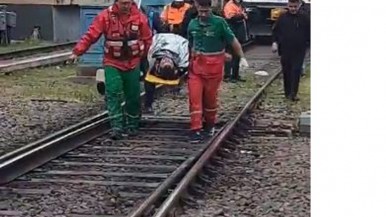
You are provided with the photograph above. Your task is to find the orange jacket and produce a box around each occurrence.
[160,3,191,25]
[73,3,152,71]
[223,1,246,19]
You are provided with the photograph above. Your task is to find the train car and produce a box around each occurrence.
[242,0,310,38]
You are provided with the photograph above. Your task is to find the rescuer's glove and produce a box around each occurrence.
[225,53,232,62]
[272,42,278,53]
[67,53,79,64]
[239,57,249,70]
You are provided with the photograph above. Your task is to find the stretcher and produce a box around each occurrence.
[144,33,189,85]
[95,33,189,95]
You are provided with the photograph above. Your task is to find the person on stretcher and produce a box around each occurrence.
[142,32,189,113]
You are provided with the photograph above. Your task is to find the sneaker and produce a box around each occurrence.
[111,131,124,140]
[236,76,246,82]
[127,128,139,137]
[203,126,215,137]
[291,96,300,102]
[143,106,154,115]
[189,130,202,144]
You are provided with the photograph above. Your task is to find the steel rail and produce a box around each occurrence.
[0,41,76,60]
[151,68,282,217]
[127,125,228,217]
[0,51,72,74]
[0,81,177,184]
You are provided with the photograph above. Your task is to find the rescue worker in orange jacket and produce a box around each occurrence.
[223,0,248,82]
[160,0,191,34]
[69,0,152,140]
[187,0,249,143]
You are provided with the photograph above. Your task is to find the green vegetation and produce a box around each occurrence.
[220,70,262,102]
[0,65,101,103]
[296,65,311,112]
[265,64,311,114]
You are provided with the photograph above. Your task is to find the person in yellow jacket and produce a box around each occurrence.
[160,0,191,34]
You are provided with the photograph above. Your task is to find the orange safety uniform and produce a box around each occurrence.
[223,0,246,20]
[73,3,152,71]
[187,14,236,133]
[160,2,191,25]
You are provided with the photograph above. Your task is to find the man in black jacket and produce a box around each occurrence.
[272,0,310,101]
[299,0,310,17]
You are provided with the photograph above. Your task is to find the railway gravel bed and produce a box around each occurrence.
[0,45,282,217]
[179,70,310,217]
[0,65,104,155]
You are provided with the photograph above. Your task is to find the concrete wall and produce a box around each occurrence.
[6,5,53,41]
[52,5,80,42]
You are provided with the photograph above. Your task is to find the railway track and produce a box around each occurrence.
[0,42,75,74]
[178,73,310,217]
[145,67,282,217]
[0,42,283,217]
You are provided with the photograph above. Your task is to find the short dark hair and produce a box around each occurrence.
[289,0,300,3]
[195,0,211,7]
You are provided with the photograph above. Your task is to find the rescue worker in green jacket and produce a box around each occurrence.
[187,0,249,142]
[223,0,248,82]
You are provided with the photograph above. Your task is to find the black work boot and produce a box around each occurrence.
[203,125,215,138]
[291,96,300,102]
[143,106,154,115]
[127,128,139,137]
[189,130,203,144]
[111,130,124,140]
[236,76,246,82]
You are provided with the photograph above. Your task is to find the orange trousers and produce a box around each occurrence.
[188,53,225,131]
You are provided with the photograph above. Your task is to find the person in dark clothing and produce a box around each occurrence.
[299,0,310,17]
[272,0,310,101]
[140,5,163,81]
[180,2,198,38]
[140,5,164,114]
[223,0,248,82]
